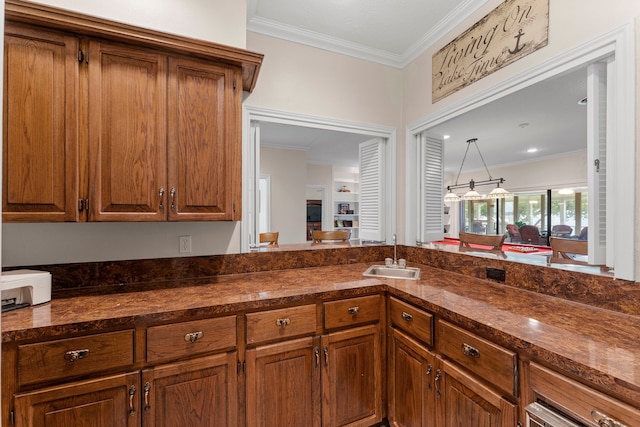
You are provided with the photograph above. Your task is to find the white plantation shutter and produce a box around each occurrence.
[418,132,444,244]
[587,62,607,266]
[359,139,385,241]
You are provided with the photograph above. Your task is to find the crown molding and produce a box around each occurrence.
[247,0,489,68]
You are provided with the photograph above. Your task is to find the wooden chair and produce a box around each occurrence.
[259,232,279,245]
[549,237,588,265]
[458,232,507,258]
[311,229,350,243]
[459,232,506,250]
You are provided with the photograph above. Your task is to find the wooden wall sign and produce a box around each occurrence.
[432,0,549,102]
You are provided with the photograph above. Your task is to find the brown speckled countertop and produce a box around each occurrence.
[2,261,639,408]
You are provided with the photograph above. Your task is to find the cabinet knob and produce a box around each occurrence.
[461,343,480,358]
[64,348,90,362]
[184,331,204,343]
[401,311,413,321]
[591,410,628,427]
[275,318,290,327]
[347,306,360,315]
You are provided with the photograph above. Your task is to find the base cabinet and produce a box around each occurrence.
[387,299,517,427]
[388,328,437,427]
[245,337,322,427]
[142,352,238,427]
[13,372,140,427]
[436,359,517,427]
[322,324,383,427]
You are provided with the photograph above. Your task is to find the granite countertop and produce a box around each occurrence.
[2,261,639,406]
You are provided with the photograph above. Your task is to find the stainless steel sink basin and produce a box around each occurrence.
[362,265,421,280]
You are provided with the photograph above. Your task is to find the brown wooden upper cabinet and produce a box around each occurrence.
[2,0,262,222]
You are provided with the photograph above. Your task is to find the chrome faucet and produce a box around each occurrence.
[392,233,398,267]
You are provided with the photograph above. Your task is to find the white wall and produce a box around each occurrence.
[3,0,639,267]
[26,0,246,48]
[260,147,307,244]
[403,0,640,124]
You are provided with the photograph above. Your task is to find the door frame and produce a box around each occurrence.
[242,106,397,252]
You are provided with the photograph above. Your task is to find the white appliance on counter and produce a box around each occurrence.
[1,269,52,312]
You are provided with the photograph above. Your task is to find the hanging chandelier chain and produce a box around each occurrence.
[470,138,494,181]
[453,139,473,186]
[445,138,511,201]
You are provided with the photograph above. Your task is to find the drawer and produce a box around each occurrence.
[18,330,134,386]
[246,304,317,345]
[324,294,381,330]
[389,297,433,346]
[437,320,517,397]
[529,362,640,427]
[147,315,236,363]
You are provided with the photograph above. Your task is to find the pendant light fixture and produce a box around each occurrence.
[445,138,512,202]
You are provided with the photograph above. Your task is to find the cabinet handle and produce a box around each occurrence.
[461,343,480,358]
[347,306,360,315]
[143,382,151,412]
[324,346,329,367]
[64,348,90,362]
[159,187,165,211]
[128,385,136,415]
[401,311,413,321]
[184,331,203,343]
[426,364,433,390]
[591,410,628,427]
[314,347,320,368]
[275,318,290,327]
[434,369,442,398]
[170,187,176,211]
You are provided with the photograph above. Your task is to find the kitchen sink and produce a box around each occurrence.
[362,265,421,280]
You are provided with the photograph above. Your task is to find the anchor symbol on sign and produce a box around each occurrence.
[509,29,526,54]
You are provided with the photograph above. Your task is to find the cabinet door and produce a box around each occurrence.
[245,336,321,427]
[88,40,167,221]
[142,352,238,427]
[321,324,383,427]
[167,56,241,221]
[388,328,437,427]
[3,24,79,222]
[436,358,517,427]
[13,372,139,427]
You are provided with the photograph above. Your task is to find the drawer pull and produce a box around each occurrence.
[461,343,480,358]
[275,318,291,327]
[591,410,628,427]
[64,349,90,362]
[143,382,151,412]
[184,331,204,343]
[128,385,136,415]
[401,311,413,321]
[347,306,360,315]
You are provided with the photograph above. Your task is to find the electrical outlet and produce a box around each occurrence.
[179,235,192,253]
[486,267,505,282]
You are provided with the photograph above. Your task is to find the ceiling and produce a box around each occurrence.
[250,0,589,174]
